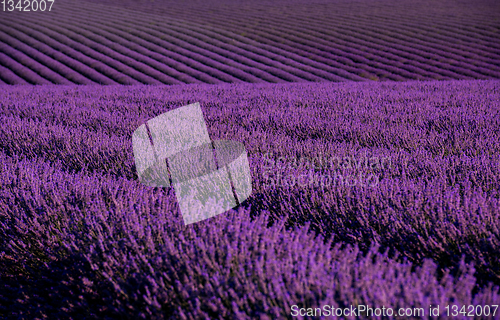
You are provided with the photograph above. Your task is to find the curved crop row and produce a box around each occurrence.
[0,25,96,84]
[69,18,290,83]
[0,64,29,84]
[63,4,358,82]
[52,5,334,83]
[5,18,162,84]
[145,0,500,77]
[0,0,498,85]
[1,21,118,85]
[0,33,75,84]
[1,17,141,85]
[42,7,254,82]
[163,4,496,80]
[0,51,53,85]
[86,1,496,81]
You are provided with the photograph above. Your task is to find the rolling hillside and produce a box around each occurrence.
[0,0,499,85]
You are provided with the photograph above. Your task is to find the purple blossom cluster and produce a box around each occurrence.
[1,80,499,318]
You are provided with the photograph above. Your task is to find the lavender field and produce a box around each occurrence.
[1,0,500,319]
[0,81,499,319]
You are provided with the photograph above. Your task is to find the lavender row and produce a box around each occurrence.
[1,152,499,319]
[0,34,73,85]
[159,5,444,81]
[31,22,165,85]
[50,6,247,84]
[10,17,157,85]
[2,0,497,85]
[388,12,500,52]
[1,19,118,85]
[295,20,495,79]
[62,6,331,83]
[362,17,500,66]
[60,3,353,82]
[121,7,363,82]
[140,0,500,79]
[0,53,44,85]
[382,1,500,43]
[64,18,265,84]
[53,23,189,85]
[207,17,427,80]
[269,0,500,57]
[152,7,386,81]
[0,24,97,85]
[1,17,157,86]
[2,18,142,85]
[352,20,500,76]
[39,17,204,85]
[296,6,500,64]
[84,0,500,51]
[59,9,286,84]
[183,7,491,80]
[72,13,292,83]
[108,11,351,82]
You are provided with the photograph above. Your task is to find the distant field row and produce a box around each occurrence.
[0,0,499,85]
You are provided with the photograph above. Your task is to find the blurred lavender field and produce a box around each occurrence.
[0,81,499,319]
